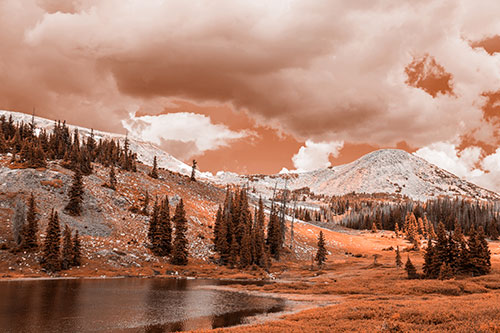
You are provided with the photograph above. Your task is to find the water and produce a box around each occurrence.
[0,278,286,332]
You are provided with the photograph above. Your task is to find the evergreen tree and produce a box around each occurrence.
[41,210,61,272]
[149,156,158,179]
[395,246,402,268]
[267,206,282,260]
[72,231,82,267]
[438,262,453,280]
[190,159,197,181]
[315,231,327,268]
[152,197,172,256]
[171,199,188,265]
[394,223,400,238]
[61,225,74,270]
[423,241,438,278]
[142,191,150,215]
[21,193,38,250]
[371,222,377,233]
[148,199,159,246]
[65,169,84,216]
[12,198,26,246]
[468,226,491,276]
[213,206,223,252]
[253,198,267,268]
[108,166,117,190]
[405,256,418,279]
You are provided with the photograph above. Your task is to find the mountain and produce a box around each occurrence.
[1,110,498,201]
[218,149,500,201]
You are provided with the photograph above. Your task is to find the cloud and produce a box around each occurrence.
[121,112,250,160]
[292,140,344,172]
[1,0,500,149]
[415,142,500,192]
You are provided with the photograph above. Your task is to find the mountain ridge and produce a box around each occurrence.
[1,110,498,201]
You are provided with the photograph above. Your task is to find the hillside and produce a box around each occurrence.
[220,149,500,201]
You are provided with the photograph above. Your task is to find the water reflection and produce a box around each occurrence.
[0,278,285,332]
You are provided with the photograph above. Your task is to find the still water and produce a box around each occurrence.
[0,278,286,332]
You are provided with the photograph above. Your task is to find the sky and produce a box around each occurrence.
[1,1,500,191]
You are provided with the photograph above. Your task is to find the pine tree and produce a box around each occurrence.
[61,225,73,270]
[142,191,150,215]
[394,223,400,238]
[190,159,197,181]
[171,199,188,265]
[41,210,61,272]
[72,231,82,266]
[148,199,159,246]
[149,156,158,179]
[405,256,417,279]
[239,221,253,268]
[438,262,453,280]
[433,222,449,273]
[65,169,84,216]
[152,197,172,256]
[213,206,223,252]
[108,166,117,190]
[468,226,491,276]
[371,222,377,233]
[267,206,282,260]
[395,246,402,268]
[315,231,327,268]
[253,198,267,268]
[423,241,437,278]
[22,193,38,250]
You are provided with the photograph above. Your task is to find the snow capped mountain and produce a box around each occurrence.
[0,110,212,179]
[1,110,498,201]
[217,149,500,201]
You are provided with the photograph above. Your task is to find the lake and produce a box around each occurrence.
[0,278,287,332]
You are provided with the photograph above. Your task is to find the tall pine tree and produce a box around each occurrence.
[171,199,188,265]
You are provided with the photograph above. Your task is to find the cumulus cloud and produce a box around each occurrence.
[415,142,500,192]
[1,0,500,148]
[292,140,344,172]
[122,112,250,160]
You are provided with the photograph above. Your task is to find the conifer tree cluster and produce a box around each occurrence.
[0,114,137,172]
[340,195,500,239]
[213,189,268,269]
[147,197,188,265]
[423,222,491,279]
[41,210,82,272]
[148,196,172,256]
